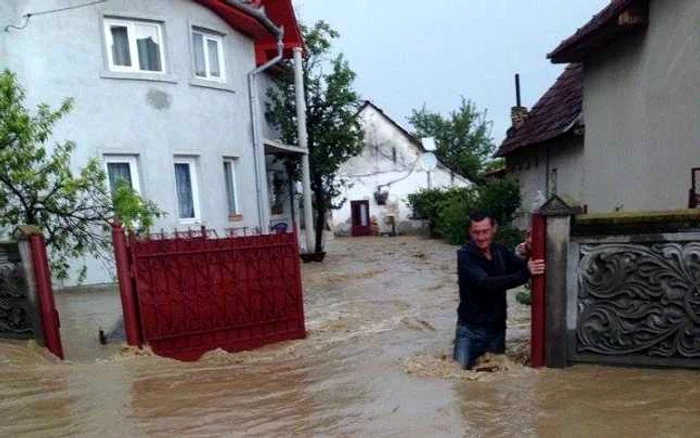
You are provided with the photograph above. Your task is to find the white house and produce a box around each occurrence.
[0,0,314,286]
[333,101,470,237]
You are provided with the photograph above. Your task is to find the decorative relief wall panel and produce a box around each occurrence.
[0,243,33,337]
[577,242,700,358]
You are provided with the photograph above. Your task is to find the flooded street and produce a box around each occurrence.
[2,236,700,437]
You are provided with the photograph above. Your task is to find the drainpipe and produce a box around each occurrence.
[293,47,315,253]
[236,0,285,232]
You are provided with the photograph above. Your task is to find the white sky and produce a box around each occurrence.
[294,0,608,146]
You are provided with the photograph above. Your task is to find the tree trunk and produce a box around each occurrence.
[311,184,326,254]
[314,202,325,254]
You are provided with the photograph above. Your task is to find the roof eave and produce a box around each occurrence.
[547,1,649,64]
[494,124,584,159]
[548,22,648,63]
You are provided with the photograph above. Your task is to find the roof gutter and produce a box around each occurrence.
[224,0,283,39]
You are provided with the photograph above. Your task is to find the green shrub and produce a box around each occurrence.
[436,187,478,244]
[407,178,522,246]
[516,290,532,306]
[494,224,525,251]
[476,178,521,226]
[407,188,446,237]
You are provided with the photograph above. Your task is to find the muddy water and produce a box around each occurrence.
[2,236,700,437]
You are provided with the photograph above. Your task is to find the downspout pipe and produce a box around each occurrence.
[235,0,285,231]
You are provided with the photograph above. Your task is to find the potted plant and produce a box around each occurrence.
[374,189,389,205]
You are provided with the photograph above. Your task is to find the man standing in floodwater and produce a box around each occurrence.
[454,211,545,369]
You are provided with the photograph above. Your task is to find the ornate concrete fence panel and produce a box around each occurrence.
[0,242,34,338]
[0,234,63,359]
[567,212,700,368]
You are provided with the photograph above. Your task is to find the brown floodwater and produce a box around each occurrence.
[2,236,700,437]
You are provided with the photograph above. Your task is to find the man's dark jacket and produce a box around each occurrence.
[457,241,530,329]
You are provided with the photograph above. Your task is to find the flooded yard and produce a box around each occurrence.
[1,236,699,437]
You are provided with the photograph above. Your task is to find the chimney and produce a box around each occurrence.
[511,73,528,129]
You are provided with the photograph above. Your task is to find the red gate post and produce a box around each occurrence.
[111,222,142,347]
[530,213,546,368]
[27,233,64,360]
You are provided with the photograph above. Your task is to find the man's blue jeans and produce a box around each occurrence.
[453,323,505,370]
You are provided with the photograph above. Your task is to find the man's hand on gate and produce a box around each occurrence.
[528,259,546,276]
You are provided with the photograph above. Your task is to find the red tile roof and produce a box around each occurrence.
[548,0,645,63]
[495,64,583,157]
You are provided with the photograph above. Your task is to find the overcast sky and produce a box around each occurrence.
[294,0,608,146]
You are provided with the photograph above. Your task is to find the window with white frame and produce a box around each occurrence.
[173,157,201,221]
[192,29,225,81]
[223,159,240,217]
[104,155,141,194]
[104,18,165,73]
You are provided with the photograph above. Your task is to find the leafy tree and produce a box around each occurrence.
[482,158,505,174]
[266,21,364,253]
[408,97,495,184]
[0,70,162,281]
[407,178,522,246]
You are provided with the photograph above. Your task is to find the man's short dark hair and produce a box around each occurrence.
[469,211,496,226]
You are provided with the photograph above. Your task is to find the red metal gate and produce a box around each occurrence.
[530,214,546,368]
[112,224,306,361]
[27,233,64,360]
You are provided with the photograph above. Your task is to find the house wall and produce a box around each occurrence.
[333,105,470,236]
[583,0,700,213]
[506,135,585,229]
[258,72,283,142]
[0,0,268,285]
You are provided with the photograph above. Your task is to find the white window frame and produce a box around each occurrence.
[191,29,226,82]
[104,155,141,194]
[223,159,240,217]
[104,18,166,74]
[173,157,201,223]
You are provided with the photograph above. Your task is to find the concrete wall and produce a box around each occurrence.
[0,0,269,284]
[333,105,470,236]
[583,0,700,213]
[506,135,585,229]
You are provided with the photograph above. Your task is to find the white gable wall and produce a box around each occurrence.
[333,105,470,235]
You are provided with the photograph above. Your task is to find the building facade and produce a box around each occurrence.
[333,101,470,236]
[1,0,307,285]
[497,0,700,229]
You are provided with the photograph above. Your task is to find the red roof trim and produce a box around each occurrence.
[495,64,583,157]
[194,0,270,39]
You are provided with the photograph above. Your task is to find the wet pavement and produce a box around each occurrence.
[1,236,700,437]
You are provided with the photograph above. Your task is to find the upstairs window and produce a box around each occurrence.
[104,155,141,194]
[104,19,165,73]
[192,29,225,82]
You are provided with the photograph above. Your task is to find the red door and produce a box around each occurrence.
[351,201,371,236]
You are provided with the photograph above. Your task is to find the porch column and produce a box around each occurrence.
[294,47,315,252]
